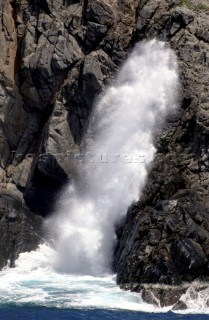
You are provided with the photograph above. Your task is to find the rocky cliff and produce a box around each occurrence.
[113,0,209,307]
[0,0,139,268]
[1,0,209,306]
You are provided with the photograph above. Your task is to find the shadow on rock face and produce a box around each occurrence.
[24,153,69,217]
[114,190,209,288]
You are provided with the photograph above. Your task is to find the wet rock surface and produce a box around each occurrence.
[139,282,209,309]
[114,192,209,286]
[141,284,189,308]
[0,183,43,269]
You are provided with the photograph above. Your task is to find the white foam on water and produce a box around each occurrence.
[174,284,209,315]
[0,245,170,312]
[48,39,179,276]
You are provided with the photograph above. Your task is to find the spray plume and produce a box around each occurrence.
[49,40,179,276]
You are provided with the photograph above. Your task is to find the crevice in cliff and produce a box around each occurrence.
[29,0,51,16]
[82,0,89,26]
[15,66,74,165]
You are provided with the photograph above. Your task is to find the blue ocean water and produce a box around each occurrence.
[1,246,209,319]
[0,307,209,320]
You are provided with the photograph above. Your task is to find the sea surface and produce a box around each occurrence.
[1,245,209,320]
[1,307,209,320]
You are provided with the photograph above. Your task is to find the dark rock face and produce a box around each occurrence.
[141,284,189,308]
[0,183,43,269]
[114,191,209,286]
[0,0,139,267]
[113,0,209,306]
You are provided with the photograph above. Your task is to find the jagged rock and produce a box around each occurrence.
[141,284,189,307]
[85,22,108,49]
[45,100,80,174]
[0,183,43,269]
[85,0,115,28]
[170,238,207,276]
[10,156,33,189]
[20,21,83,111]
[172,300,188,310]
[1,0,139,266]
[114,0,209,299]
[114,191,209,286]
[63,50,116,142]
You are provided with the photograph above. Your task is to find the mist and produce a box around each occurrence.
[48,40,179,276]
